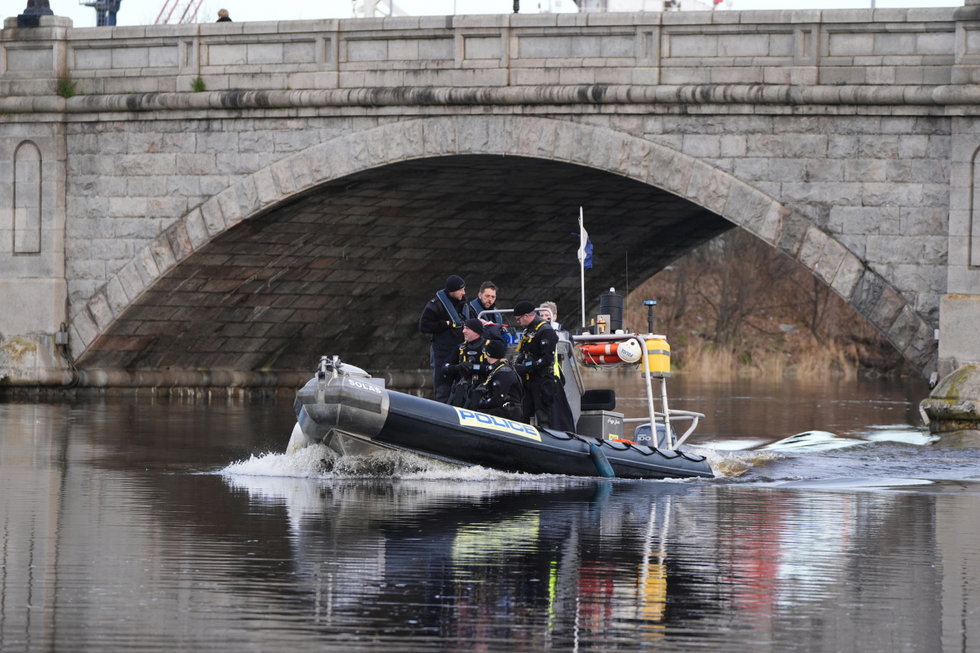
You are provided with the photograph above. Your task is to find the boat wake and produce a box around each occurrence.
[221,444,527,481]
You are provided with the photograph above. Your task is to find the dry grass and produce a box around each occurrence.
[622,229,911,381]
[675,337,860,381]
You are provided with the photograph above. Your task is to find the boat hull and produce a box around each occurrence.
[293,375,713,480]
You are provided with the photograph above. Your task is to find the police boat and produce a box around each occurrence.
[286,319,713,480]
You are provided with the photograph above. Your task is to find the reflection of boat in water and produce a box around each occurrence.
[287,316,713,479]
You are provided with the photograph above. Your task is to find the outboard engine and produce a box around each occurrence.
[632,422,677,450]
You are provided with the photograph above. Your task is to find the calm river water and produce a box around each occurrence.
[3,376,980,653]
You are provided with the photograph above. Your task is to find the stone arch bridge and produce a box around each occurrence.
[3,5,980,387]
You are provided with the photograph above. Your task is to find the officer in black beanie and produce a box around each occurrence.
[476,339,524,421]
[419,275,472,402]
[443,318,492,407]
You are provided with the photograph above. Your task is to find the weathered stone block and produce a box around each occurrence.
[116,261,146,302]
[217,187,245,227]
[686,161,732,214]
[869,285,905,331]
[199,197,227,237]
[830,251,865,300]
[776,211,810,258]
[797,225,829,270]
[71,308,100,348]
[554,121,592,164]
[87,291,114,331]
[104,276,130,317]
[252,167,280,207]
[166,221,194,263]
[182,208,210,251]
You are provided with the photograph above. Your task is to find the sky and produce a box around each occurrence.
[34,0,963,29]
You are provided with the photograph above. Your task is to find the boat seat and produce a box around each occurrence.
[581,389,616,412]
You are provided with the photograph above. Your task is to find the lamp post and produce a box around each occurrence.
[18,0,53,27]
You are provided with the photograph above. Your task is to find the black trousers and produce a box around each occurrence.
[431,343,454,402]
[522,375,575,432]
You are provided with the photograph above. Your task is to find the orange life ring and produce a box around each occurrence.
[579,342,623,365]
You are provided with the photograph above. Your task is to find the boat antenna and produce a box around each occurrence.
[625,250,629,331]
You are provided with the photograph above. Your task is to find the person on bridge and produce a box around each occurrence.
[216,8,232,21]
[419,275,473,402]
[443,319,492,408]
[475,339,524,422]
[513,301,575,432]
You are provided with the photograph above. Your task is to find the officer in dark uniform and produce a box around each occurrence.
[476,339,524,421]
[513,301,576,432]
[443,319,491,407]
[419,275,472,402]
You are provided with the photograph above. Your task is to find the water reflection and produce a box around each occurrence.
[226,474,714,648]
[2,379,980,652]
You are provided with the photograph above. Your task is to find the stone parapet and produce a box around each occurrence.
[0,9,968,98]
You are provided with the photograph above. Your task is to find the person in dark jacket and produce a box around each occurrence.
[443,319,491,407]
[469,281,503,323]
[476,339,524,421]
[419,275,472,402]
[513,300,575,432]
[216,8,232,21]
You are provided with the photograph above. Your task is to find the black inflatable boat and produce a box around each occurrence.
[288,356,714,480]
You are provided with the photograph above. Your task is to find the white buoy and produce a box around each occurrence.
[616,338,643,363]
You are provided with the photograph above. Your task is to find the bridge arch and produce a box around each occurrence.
[69,115,936,375]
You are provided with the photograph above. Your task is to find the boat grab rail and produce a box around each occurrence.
[570,332,682,450]
[623,409,704,448]
[478,306,552,321]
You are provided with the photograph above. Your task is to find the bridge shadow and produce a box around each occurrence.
[78,155,730,376]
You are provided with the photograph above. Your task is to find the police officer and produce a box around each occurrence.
[476,339,524,421]
[443,319,491,407]
[419,275,472,402]
[513,301,576,432]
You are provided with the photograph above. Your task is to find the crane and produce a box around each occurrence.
[355,0,408,18]
[79,0,122,26]
[154,0,205,25]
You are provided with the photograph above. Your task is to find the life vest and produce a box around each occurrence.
[457,338,490,370]
[517,320,563,380]
[480,360,523,407]
[436,289,470,329]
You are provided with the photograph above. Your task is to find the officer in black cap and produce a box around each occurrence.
[476,339,524,421]
[443,318,491,407]
[419,275,473,402]
[513,301,575,431]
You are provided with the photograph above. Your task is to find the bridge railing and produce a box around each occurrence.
[0,8,971,100]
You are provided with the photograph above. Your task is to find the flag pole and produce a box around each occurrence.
[579,207,586,330]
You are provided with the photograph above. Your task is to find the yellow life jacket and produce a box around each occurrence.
[517,320,563,380]
[458,338,490,368]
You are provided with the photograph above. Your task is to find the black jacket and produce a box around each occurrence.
[419,291,471,358]
[478,360,523,412]
[445,337,490,385]
[515,317,560,381]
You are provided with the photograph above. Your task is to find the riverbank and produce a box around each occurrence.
[623,230,914,381]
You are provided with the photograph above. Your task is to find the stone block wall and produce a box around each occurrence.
[5,8,980,380]
[50,110,948,375]
[0,9,968,96]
